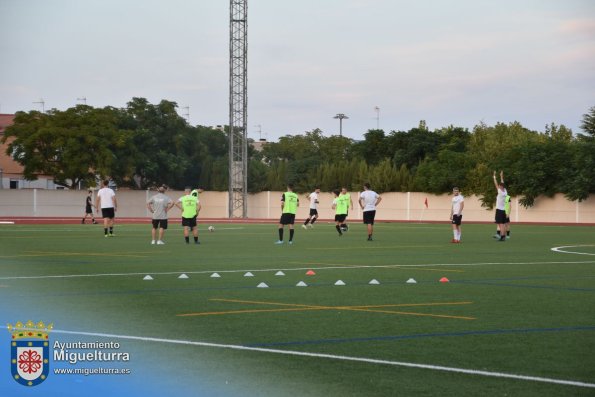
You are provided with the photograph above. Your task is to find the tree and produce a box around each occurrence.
[560,140,595,202]
[122,98,192,189]
[579,106,595,138]
[2,106,131,188]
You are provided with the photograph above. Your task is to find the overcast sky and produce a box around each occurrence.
[1,0,594,141]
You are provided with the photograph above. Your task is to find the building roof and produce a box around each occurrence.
[0,114,24,174]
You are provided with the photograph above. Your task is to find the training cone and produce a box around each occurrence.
[306,270,316,276]
[275,271,286,276]
[257,282,269,288]
[369,279,380,285]
[210,273,221,278]
[296,281,308,287]
[143,275,153,281]
[439,277,450,283]
[178,274,189,279]
[406,278,417,284]
[244,272,254,277]
[334,280,346,286]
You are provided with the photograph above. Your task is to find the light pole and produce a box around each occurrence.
[33,98,45,113]
[333,113,349,137]
[374,106,380,129]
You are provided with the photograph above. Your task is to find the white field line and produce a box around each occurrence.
[551,245,595,256]
[0,260,594,281]
[38,328,595,389]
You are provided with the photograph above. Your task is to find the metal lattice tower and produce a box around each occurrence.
[228,0,248,218]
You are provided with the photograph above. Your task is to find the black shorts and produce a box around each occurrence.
[363,210,376,225]
[334,214,347,223]
[505,217,510,224]
[309,209,318,217]
[85,205,93,214]
[182,217,197,228]
[101,208,115,219]
[152,219,168,230]
[495,209,507,224]
[279,213,296,225]
[451,214,462,226]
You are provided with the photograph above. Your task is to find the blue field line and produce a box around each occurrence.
[245,325,595,348]
[451,279,595,292]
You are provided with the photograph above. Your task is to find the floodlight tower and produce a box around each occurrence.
[228,0,248,218]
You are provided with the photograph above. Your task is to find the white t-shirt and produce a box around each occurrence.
[451,194,464,215]
[496,188,507,210]
[308,192,319,209]
[360,190,379,212]
[97,187,115,209]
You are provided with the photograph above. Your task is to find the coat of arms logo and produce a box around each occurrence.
[8,320,52,387]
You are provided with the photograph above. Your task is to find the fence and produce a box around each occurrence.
[0,189,594,224]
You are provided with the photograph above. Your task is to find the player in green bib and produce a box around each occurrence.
[176,187,201,244]
[336,187,353,233]
[275,184,299,244]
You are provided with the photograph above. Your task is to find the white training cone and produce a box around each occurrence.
[275,271,286,276]
[334,280,346,286]
[210,273,221,278]
[257,282,269,288]
[406,278,417,284]
[143,275,153,281]
[369,279,380,285]
[178,274,189,279]
[296,281,308,287]
[244,272,254,277]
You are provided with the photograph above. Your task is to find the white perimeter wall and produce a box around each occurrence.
[0,190,593,224]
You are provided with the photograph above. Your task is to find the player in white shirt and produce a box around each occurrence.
[302,187,320,229]
[95,180,117,237]
[450,187,464,243]
[493,170,508,242]
[358,183,382,241]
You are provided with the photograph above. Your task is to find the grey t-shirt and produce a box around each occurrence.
[147,193,173,220]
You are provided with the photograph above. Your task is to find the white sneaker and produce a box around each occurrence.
[308,224,313,228]
[157,240,165,245]
[151,240,156,245]
[302,225,307,229]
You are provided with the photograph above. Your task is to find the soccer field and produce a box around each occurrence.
[1,222,594,396]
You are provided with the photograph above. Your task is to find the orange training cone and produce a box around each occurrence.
[306,270,316,276]
[439,277,450,283]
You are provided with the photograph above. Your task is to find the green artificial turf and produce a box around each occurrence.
[1,222,594,396]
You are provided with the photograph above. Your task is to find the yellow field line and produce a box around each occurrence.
[346,302,473,309]
[305,245,444,250]
[288,262,464,273]
[177,307,327,317]
[211,298,330,309]
[0,251,153,258]
[335,307,475,320]
[177,298,475,320]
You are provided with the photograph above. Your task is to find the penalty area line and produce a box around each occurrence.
[38,328,595,389]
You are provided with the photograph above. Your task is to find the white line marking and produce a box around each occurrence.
[36,328,594,389]
[1,260,594,281]
[551,245,595,256]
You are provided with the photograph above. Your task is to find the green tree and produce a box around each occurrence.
[122,98,192,189]
[560,140,595,202]
[2,106,131,188]
[579,106,595,138]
